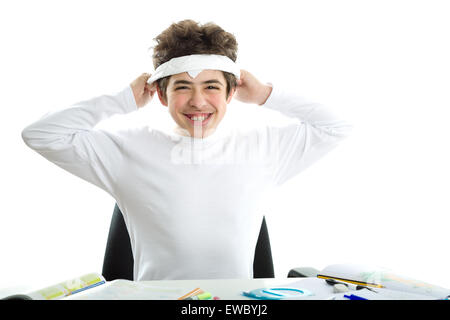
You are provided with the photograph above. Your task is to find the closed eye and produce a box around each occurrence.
[174,86,189,90]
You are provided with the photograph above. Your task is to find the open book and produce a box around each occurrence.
[317,264,450,299]
[2,273,106,300]
[2,273,209,300]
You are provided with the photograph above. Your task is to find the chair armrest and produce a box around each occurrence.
[287,267,320,278]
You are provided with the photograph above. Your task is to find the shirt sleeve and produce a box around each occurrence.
[262,84,352,187]
[21,86,138,196]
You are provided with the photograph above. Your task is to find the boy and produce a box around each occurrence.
[22,20,351,280]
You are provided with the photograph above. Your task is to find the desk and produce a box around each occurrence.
[1,278,442,319]
[65,277,334,300]
[3,276,442,300]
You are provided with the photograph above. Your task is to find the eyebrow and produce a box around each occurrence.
[173,79,224,86]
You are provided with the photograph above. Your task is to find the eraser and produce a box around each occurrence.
[333,284,349,293]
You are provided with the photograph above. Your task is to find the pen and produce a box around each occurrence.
[325,278,355,289]
[344,294,368,301]
[325,278,378,293]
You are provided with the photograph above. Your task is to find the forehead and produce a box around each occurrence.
[168,70,226,85]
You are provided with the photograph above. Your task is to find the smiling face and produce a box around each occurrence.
[157,70,235,139]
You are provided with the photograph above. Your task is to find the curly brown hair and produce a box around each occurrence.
[151,20,238,99]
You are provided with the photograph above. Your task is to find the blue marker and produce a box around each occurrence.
[343,294,368,300]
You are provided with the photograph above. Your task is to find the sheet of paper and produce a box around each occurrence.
[264,278,336,300]
[65,279,195,300]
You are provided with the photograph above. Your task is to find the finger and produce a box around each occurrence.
[145,83,157,96]
[141,73,152,84]
[132,73,151,87]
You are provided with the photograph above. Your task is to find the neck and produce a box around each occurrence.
[174,126,217,139]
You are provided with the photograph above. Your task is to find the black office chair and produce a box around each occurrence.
[102,204,276,281]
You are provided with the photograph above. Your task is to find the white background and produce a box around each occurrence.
[1,0,449,292]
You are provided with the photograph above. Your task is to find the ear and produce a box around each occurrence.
[156,84,168,107]
[226,86,236,104]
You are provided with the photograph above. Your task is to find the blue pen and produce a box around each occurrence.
[343,294,368,300]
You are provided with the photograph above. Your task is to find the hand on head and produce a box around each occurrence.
[130,73,157,108]
[234,70,272,105]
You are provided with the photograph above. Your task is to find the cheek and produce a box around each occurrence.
[169,96,187,113]
[209,95,227,112]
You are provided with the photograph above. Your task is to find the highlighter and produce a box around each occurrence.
[184,292,212,300]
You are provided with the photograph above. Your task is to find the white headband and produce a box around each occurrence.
[147,54,240,84]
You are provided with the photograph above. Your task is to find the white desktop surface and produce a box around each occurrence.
[65,277,334,300]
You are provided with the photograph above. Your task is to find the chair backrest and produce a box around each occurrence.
[102,204,274,281]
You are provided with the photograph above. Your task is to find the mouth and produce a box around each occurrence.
[183,113,214,126]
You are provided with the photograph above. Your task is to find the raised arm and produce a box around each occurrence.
[235,69,352,186]
[21,74,156,195]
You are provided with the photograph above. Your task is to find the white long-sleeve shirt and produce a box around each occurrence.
[22,84,351,280]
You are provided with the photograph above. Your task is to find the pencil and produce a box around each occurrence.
[177,288,204,300]
[317,275,384,288]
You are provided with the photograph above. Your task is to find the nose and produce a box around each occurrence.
[188,88,207,109]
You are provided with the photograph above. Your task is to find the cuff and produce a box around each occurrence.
[121,85,139,113]
[260,83,282,110]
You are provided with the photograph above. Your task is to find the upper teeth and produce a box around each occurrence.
[189,114,210,121]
